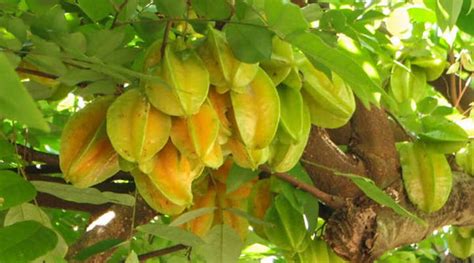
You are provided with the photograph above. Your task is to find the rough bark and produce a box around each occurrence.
[302,126,366,197]
[349,100,400,189]
[301,100,474,262]
[66,195,156,262]
[325,173,474,263]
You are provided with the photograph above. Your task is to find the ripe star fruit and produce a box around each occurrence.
[145,41,209,116]
[170,102,223,168]
[146,141,204,206]
[106,88,171,164]
[225,137,269,170]
[60,97,119,188]
[132,169,185,215]
[398,141,453,213]
[247,178,272,238]
[185,183,217,237]
[231,68,280,150]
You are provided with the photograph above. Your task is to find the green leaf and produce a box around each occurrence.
[0,16,27,42]
[436,0,463,30]
[192,0,232,19]
[0,171,37,211]
[4,203,51,227]
[270,163,314,213]
[0,53,50,131]
[0,137,15,158]
[302,4,323,22]
[0,28,22,51]
[30,5,68,38]
[264,0,309,37]
[226,163,259,194]
[222,208,272,227]
[224,22,273,63]
[74,239,123,261]
[154,0,186,17]
[419,116,468,143]
[57,69,106,86]
[4,203,68,261]
[125,250,139,263]
[0,220,58,263]
[56,32,87,54]
[263,194,308,252]
[417,115,468,153]
[417,97,438,114]
[170,207,216,227]
[334,170,426,226]
[25,0,58,14]
[447,227,474,259]
[78,0,113,21]
[116,0,138,21]
[86,29,125,58]
[286,31,384,107]
[138,223,204,247]
[407,6,437,23]
[31,181,135,206]
[350,175,424,225]
[76,80,117,96]
[196,224,243,263]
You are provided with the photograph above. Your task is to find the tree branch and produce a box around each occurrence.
[16,67,58,79]
[302,126,367,197]
[349,100,400,189]
[67,196,156,262]
[15,143,59,166]
[262,168,345,209]
[325,173,474,262]
[138,244,188,261]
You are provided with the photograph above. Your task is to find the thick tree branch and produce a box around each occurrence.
[325,173,474,262]
[15,143,59,166]
[349,100,400,189]
[67,196,156,262]
[302,126,366,197]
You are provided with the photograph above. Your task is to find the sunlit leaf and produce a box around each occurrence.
[0,221,58,262]
[0,53,49,131]
[0,171,36,211]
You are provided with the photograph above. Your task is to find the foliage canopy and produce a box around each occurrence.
[0,0,474,262]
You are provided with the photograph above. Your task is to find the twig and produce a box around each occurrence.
[16,67,58,80]
[260,166,346,209]
[111,0,130,29]
[449,51,460,109]
[160,20,172,60]
[138,244,188,261]
[115,17,269,29]
[455,76,472,110]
